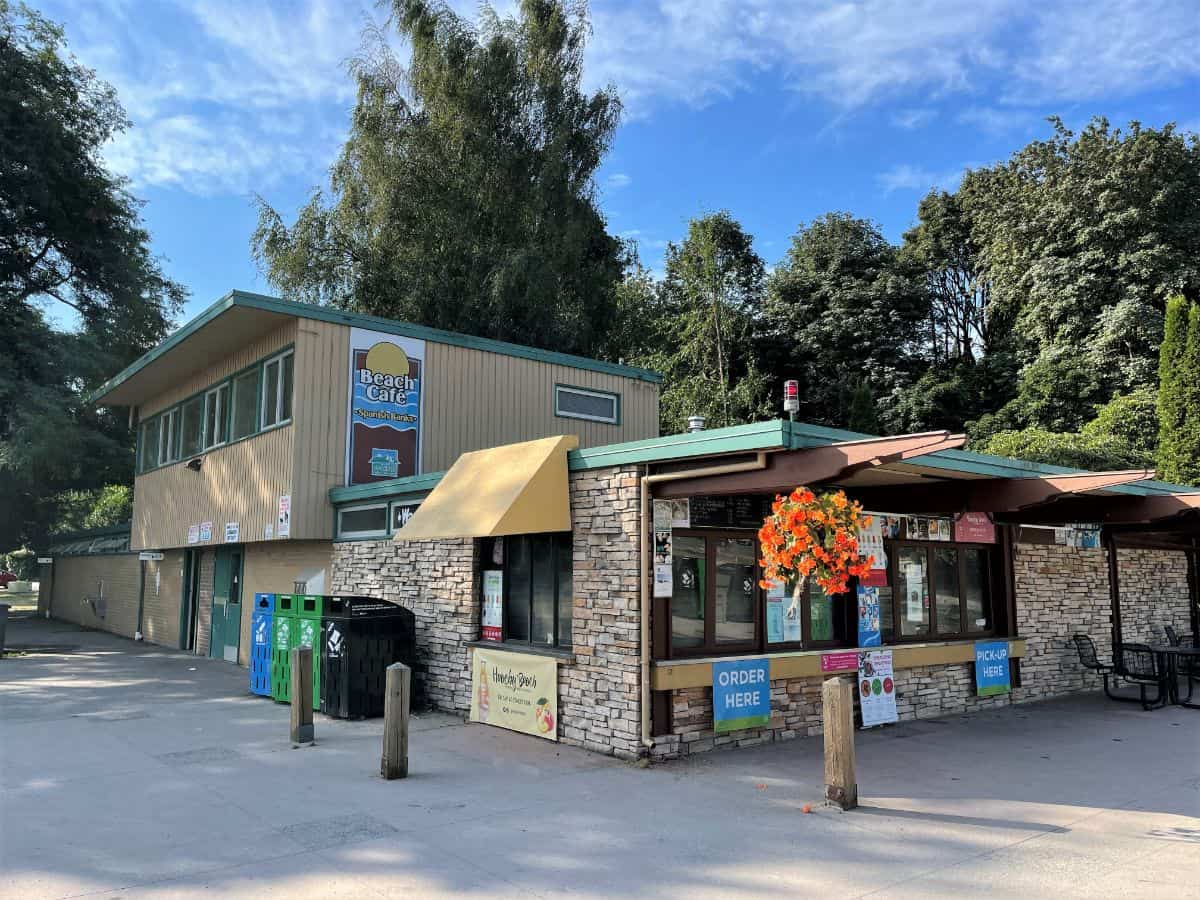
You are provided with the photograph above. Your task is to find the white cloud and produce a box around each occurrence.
[957,107,1041,136]
[892,108,937,130]
[606,173,632,189]
[876,163,965,195]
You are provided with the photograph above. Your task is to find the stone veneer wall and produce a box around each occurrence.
[329,537,478,712]
[650,541,1196,760]
[328,464,645,759]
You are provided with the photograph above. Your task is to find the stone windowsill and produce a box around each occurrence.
[465,640,576,665]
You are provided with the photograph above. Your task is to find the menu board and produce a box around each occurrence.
[687,496,772,529]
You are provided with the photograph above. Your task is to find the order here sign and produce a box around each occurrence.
[712,658,771,734]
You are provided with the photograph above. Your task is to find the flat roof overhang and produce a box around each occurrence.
[91,299,295,407]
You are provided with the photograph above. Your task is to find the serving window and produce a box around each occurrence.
[657,508,1002,661]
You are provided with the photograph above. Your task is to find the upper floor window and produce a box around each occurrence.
[203,383,229,449]
[554,384,619,425]
[262,350,294,429]
[179,396,204,459]
[230,368,259,441]
[157,408,178,466]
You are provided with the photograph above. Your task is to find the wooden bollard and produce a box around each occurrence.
[290,646,314,746]
[381,662,411,780]
[822,676,857,810]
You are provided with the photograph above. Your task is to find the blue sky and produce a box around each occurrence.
[33,0,1200,327]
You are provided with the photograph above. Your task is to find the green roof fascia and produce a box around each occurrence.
[567,420,791,471]
[784,421,1197,496]
[86,293,242,405]
[329,470,446,506]
[90,290,662,407]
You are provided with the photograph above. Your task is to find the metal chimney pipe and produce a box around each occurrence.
[686,415,706,433]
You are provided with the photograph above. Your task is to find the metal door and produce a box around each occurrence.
[209,546,244,663]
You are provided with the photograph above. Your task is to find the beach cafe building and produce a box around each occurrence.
[44,291,1200,760]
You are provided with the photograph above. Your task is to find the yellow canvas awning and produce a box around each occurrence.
[395,434,579,541]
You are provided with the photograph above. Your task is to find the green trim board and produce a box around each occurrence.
[91,290,662,406]
[325,416,1198,509]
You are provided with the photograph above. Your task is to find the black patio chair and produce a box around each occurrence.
[1164,625,1180,646]
[1073,634,1115,694]
[1113,643,1169,710]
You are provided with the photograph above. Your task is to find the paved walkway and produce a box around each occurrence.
[1,614,1198,898]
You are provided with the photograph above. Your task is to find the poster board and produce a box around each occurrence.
[470,646,558,740]
[856,585,881,647]
[975,641,1011,696]
[712,658,771,733]
[346,327,426,485]
[859,650,898,727]
[481,570,503,641]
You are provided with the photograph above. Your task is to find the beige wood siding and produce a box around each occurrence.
[195,550,214,656]
[421,341,660,471]
[141,551,184,649]
[290,320,348,542]
[49,555,141,639]
[238,540,334,666]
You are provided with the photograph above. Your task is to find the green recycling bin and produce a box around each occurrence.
[295,594,324,711]
[270,594,298,702]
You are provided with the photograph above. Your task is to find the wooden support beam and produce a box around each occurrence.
[290,646,314,746]
[655,431,960,499]
[822,676,857,810]
[381,662,411,780]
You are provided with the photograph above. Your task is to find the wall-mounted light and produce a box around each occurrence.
[186,457,203,472]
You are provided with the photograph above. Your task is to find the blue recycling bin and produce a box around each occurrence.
[249,593,275,696]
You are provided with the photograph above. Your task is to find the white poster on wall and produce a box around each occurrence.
[224,522,240,543]
[199,521,213,542]
[277,494,291,538]
[346,327,426,485]
[653,529,673,598]
[187,524,199,545]
[481,570,503,641]
[859,650,898,728]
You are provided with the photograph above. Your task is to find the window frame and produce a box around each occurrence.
[260,349,294,432]
[336,503,390,539]
[667,529,762,659]
[485,533,573,651]
[883,539,996,644]
[178,394,205,460]
[553,383,620,425]
[157,407,178,466]
[202,382,230,450]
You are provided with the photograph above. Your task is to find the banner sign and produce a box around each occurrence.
[975,641,1011,696]
[856,585,881,647]
[346,327,425,485]
[820,651,859,673]
[481,570,503,641]
[954,512,996,544]
[859,650,898,727]
[470,646,558,740]
[712,658,771,733]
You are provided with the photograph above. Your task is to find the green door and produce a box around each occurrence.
[209,546,244,663]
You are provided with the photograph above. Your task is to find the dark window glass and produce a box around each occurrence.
[878,585,895,643]
[964,548,990,632]
[140,419,159,472]
[809,581,834,642]
[338,505,388,535]
[715,538,756,644]
[204,384,229,448]
[180,397,204,458]
[556,533,573,648]
[671,535,706,650]
[262,358,281,428]
[897,546,930,637]
[556,386,618,423]
[934,547,961,634]
[281,352,294,421]
[531,536,556,645]
[231,369,258,440]
[506,536,532,642]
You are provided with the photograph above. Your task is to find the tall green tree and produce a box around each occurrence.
[960,117,1200,407]
[1157,297,1200,484]
[0,1,181,550]
[762,213,930,428]
[253,0,622,357]
[618,213,772,433]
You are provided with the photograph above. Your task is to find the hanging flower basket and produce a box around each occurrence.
[758,487,874,603]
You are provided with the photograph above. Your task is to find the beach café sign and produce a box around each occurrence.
[345,328,426,485]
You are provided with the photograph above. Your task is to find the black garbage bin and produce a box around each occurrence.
[320,596,416,719]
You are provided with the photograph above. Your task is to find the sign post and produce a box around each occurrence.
[823,676,857,810]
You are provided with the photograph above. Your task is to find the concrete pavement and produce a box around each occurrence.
[1,613,1198,898]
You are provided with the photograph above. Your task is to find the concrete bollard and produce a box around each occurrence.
[290,645,314,746]
[822,676,857,810]
[381,662,411,780]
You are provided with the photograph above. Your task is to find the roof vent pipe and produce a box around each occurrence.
[686,415,706,433]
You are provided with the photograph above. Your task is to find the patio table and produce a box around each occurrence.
[1149,644,1200,709]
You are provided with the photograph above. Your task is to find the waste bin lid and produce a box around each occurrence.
[323,595,408,617]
